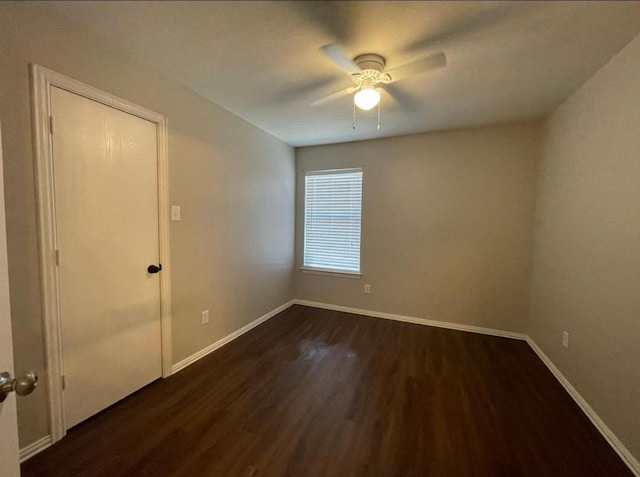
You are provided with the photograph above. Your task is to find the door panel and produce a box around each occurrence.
[51,87,162,429]
[0,122,20,476]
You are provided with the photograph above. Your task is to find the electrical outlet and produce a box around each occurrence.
[364,284,371,295]
[562,331,569,349]
[201,310,209,325]
[171,205,181,221]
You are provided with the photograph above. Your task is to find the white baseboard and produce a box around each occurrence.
[293,299,527,340]
[171,300,296,374]
[526,337,640,476]
[20,434,52,462]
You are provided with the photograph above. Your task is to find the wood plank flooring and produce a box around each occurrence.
[22,305,631,476]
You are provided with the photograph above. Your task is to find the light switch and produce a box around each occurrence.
[171,205,181,221]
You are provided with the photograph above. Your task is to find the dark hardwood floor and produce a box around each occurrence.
[23,305,631,476]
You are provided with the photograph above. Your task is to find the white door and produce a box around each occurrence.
[51,87,162,429]
[0,121,21,476]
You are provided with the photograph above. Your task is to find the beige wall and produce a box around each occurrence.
[529,34,640,462]
[295,122,541,333]
[0,3,294,447]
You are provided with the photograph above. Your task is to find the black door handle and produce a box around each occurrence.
[147,264,162,274]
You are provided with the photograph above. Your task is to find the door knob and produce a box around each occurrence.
[147,264,162,274]
[0,371,38,402]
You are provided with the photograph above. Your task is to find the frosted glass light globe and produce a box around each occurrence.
[354,88,380,111]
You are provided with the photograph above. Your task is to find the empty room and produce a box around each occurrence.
[0,1,639,476]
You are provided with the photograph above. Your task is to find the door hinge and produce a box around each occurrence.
[55,249,60,266]
[61,375,66,391]
[49,116,55,135]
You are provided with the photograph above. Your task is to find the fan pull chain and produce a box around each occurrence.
[353,101,356,130]
[377,100,381,130]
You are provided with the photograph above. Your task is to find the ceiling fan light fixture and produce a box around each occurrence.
[354,87,380,111]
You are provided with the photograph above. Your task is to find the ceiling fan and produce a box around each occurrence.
[311,44,447,114]
[292,1,526,126]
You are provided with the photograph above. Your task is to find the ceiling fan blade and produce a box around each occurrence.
[292,2,358,44]
[387,52,447,82]
[321,44,361,75]
[383,83,423,114]
[404,4,532,53]
[383,84,420,111]
[311,87,356,106]
[272,76,339,104]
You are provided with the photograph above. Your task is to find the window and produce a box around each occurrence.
[303,168,363,274]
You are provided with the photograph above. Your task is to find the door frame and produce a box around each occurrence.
[30,64,173,443]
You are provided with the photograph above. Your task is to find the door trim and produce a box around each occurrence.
[30,64,172,443]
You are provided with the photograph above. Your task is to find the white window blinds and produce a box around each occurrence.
[304,168,363,273]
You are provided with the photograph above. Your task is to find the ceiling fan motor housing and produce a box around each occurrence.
[352,54,392,88]
[354,54,386,73]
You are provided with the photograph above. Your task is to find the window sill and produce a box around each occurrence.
[300,267,362,279]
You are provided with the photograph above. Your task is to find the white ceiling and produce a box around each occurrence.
[47,1,640,147]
